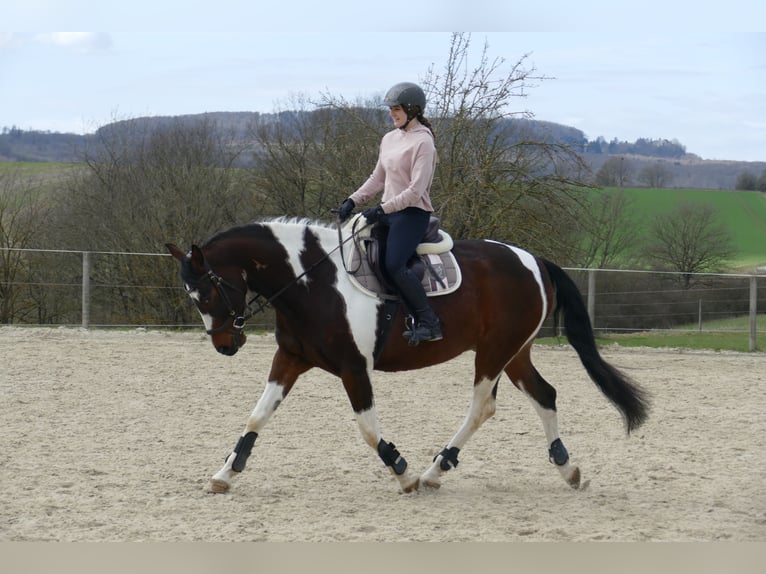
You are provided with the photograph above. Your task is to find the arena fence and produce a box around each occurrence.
[1,248,764,350]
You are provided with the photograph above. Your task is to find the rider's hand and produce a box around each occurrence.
[362,205,385,224]
[337,198,355,223]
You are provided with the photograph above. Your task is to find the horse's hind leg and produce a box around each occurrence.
[506,350,583,489]
[419,372,500,489]
[208,349,309,493]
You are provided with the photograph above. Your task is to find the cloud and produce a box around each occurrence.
[0,32,23,49]
[35,32,112,52]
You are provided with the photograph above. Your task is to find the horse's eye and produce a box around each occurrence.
[197,291,211,304]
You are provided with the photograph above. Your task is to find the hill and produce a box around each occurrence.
[2,112,765,189]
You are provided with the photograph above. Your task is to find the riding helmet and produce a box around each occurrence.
[382,82,426,114]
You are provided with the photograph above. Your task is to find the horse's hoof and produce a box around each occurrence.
[566,467,581,489]
[207,478,231,493]
[401,478,420,493]
[420,478,441,490]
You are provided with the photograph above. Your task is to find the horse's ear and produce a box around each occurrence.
[189,244,206,274]
[166,243,186,262]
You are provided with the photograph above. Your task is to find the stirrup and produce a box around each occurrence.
[403,322,443,346]
[403,314,415,335]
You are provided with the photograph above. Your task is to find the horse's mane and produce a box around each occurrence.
[200,217,337,248]
[266,216,335,231]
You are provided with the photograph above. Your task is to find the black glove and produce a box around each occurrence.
[362,205,385,224]
[337,198,355,223]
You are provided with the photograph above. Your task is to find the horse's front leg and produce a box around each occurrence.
[342,367,420,493]
[208,349,310,493]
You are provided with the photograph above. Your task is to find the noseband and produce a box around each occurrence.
[199,269,252,337]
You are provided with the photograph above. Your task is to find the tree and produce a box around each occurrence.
[638,162,674,188]
[248,94,385,219]
[642,202,736,288]
[0,168,50,323]
[758,169,766,192]
[594,156,632,187]
[576,190,643,269]
[52,115,254,325]
[735,171,757,190]
[292,32,590,262]
[419,33,589,261]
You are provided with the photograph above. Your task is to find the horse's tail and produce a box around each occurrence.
[541,258,650,434]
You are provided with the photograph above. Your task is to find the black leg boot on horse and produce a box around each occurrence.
[391,267,443,345]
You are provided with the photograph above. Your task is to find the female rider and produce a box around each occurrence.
[336,81,442,345]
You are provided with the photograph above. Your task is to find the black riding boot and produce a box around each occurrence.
[391,268,443,346]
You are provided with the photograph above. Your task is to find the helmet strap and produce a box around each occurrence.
[399,105,417,131]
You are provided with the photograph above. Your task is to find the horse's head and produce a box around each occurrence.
[166,243,248,356]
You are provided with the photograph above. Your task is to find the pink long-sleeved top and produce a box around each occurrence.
[349,124,436,214]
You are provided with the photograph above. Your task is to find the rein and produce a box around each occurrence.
[204,218,364,334]
[337,214,368,275]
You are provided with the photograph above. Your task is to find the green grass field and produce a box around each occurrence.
[0,161,76,175]
[593,187,766,270]
[538,315,765,352]
[0,161,83,190]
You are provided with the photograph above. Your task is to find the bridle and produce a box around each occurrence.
[198,269,251,336]
[197,218,364,339]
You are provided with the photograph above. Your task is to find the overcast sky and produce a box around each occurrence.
[2,2,765,162]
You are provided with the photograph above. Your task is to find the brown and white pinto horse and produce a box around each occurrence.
[166,217,649,493]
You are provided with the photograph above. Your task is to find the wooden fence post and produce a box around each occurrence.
[587,269,596,330]
[750,276,757,352]
[82,251,91,329]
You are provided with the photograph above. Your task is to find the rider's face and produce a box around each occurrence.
[389,105,407,128]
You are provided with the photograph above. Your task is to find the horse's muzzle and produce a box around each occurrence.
[213,332,247,356]
[216,344,239,356]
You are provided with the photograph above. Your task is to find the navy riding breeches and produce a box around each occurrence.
[379,207,431,277]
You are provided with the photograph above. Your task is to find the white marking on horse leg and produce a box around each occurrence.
[519,382,582,489]
[420,376,498,489]
[520,384,560,445]
[246,381,287,432]
[355,407,382,449]
[355,407,419,492]
[209,381,286,493]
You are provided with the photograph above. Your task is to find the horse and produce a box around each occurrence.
[166,216,649,494]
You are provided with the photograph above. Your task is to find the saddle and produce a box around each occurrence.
[345,214,462,299]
